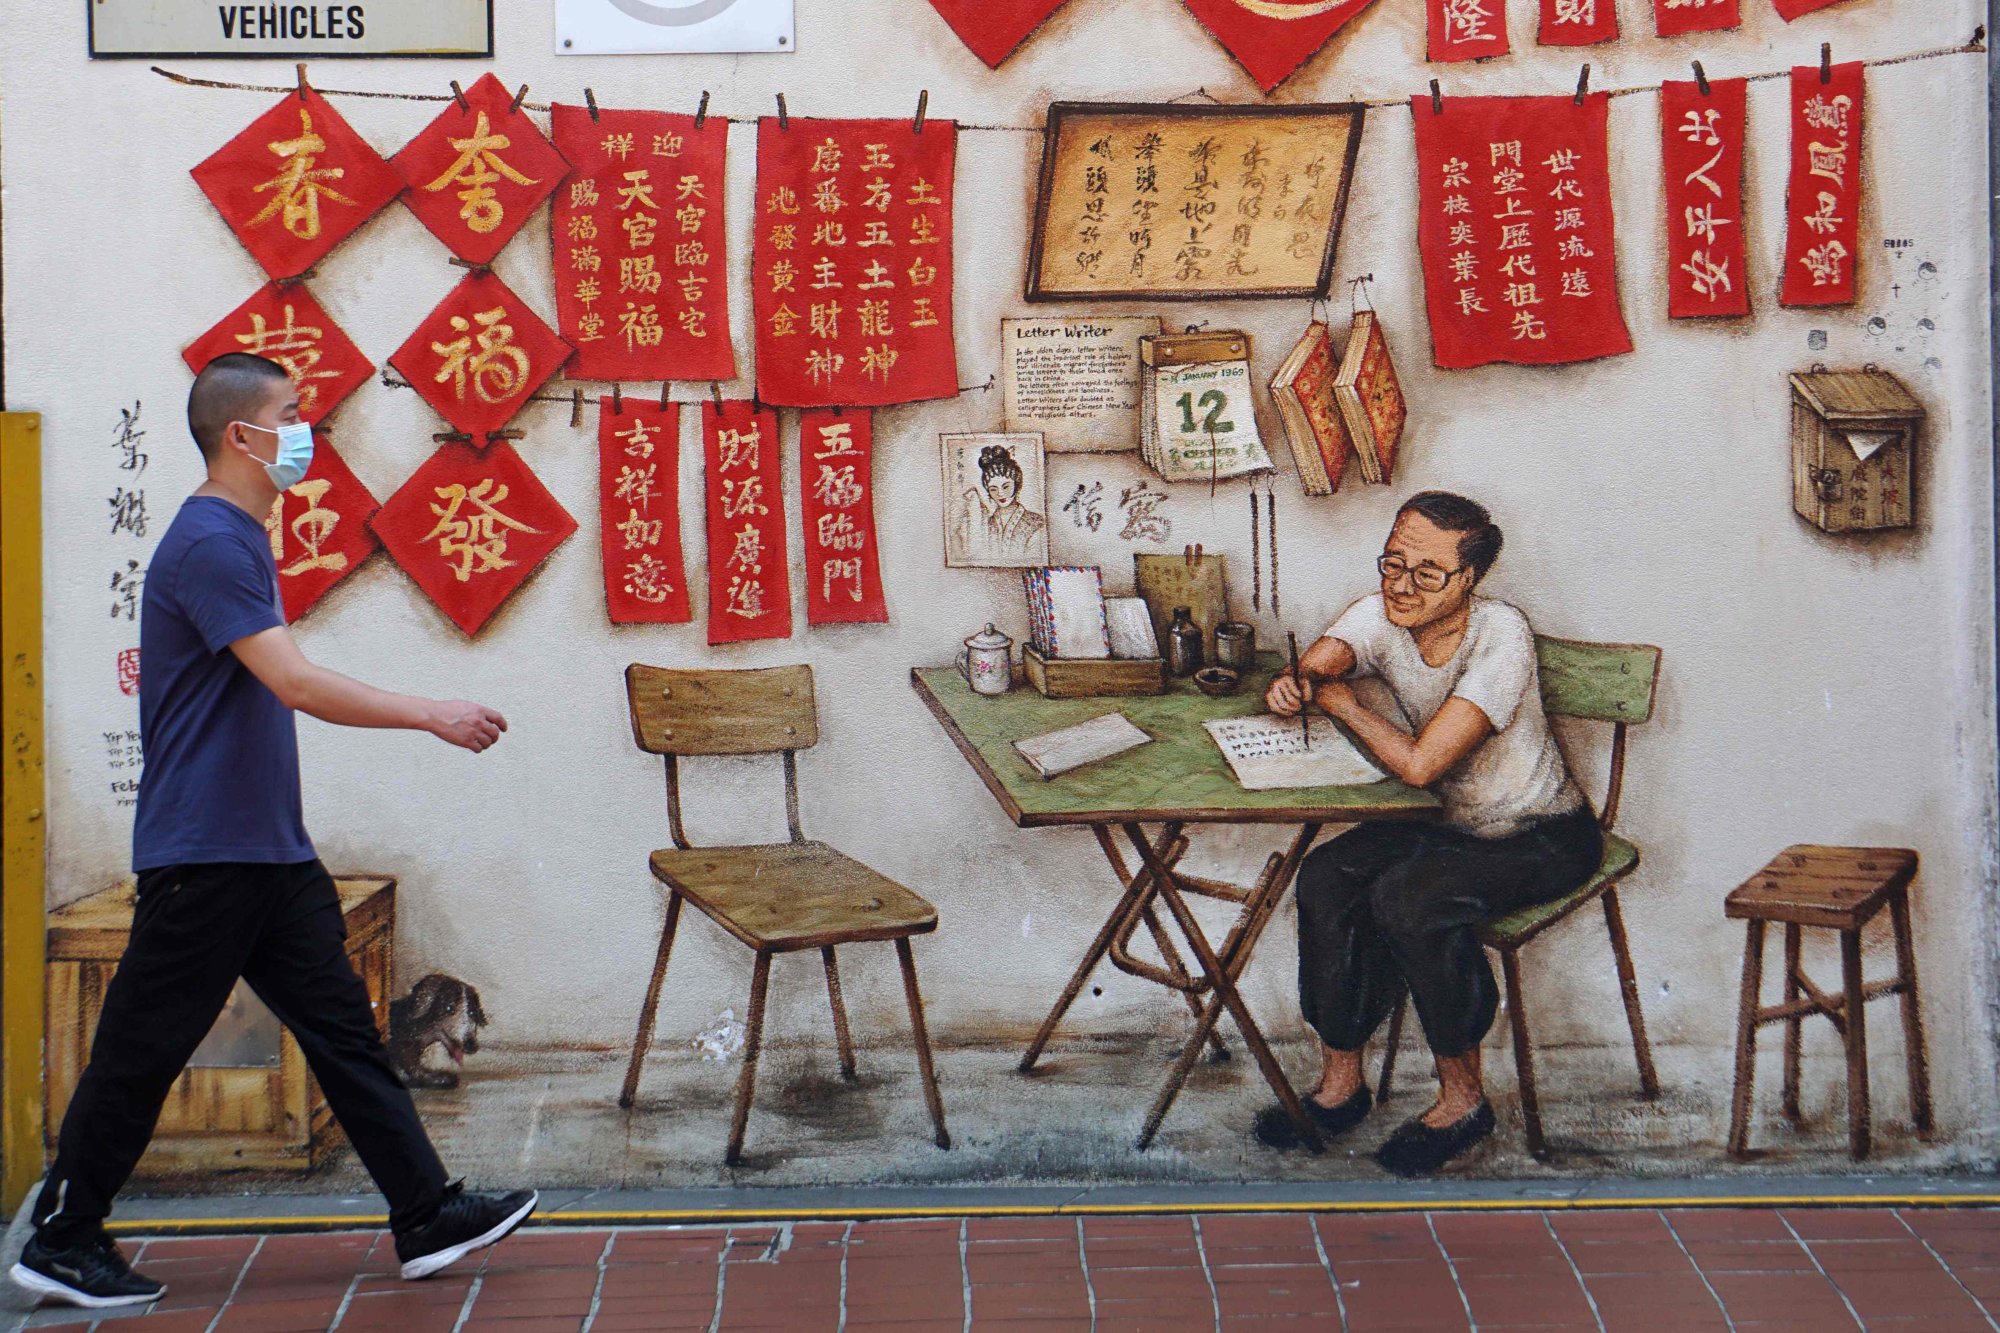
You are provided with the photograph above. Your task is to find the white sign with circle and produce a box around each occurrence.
[556,0,793,54]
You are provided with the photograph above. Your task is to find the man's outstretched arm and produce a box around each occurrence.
[230,626,507,753]
[1315,683,1489,789]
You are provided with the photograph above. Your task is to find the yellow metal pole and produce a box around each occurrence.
[1,412,47,1212]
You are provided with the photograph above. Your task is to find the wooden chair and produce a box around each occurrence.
[617,664,949,1165]
[1378,636,1662,1159]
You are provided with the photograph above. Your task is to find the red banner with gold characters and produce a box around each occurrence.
[752,118,959,408]
[1773,0,1854,19]
[1782,62,1864,308]
[392,73,568,265]
[390,271,574,439]
[370,441,578,637]
[1538,0,1618,44]
[191,88,403,280]
[1411,93,1632,369]
[599,399,692,624]
[1428,0,1510,62]
[265,431,381,623]
[184,284,374,424]
[1177,0,1380,93]
[1654,0,1739,35]
[551,105,735,385]
[798,410,887,626]
[1661,77,1749,319]
[703,401,791,644]
[922,0,1072,68]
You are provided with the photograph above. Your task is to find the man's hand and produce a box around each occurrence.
[1265,670,1306,717]
[429,701,509,753]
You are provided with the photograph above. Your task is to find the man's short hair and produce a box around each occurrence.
[186,354,293,460]
[1397,491,1504,580]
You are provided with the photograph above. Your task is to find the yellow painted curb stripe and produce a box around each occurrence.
[107,1193,2000,1235]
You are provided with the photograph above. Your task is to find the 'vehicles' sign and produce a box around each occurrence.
[89,1,492,58]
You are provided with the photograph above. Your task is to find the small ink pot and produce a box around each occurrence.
[1213,621,1256,672]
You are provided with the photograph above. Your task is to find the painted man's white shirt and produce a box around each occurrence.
[1326,593,1584,839]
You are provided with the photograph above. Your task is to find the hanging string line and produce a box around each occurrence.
[148,33,1983,130]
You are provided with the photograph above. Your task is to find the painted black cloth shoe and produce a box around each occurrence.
[9,1233,164,1309]
[1373,1100,1496,1178]
[394,1182,539,1280]
[1253,1084,1373,1150]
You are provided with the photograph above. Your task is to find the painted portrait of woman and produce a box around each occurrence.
[942,433,1050,568]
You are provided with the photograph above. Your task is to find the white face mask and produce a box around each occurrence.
[233,420,315,490]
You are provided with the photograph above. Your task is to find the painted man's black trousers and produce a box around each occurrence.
[1294,806,1605,1060]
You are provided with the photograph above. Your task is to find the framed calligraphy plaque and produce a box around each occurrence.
[264,432,380,622]
[598,400,692,624]
[371,441,577,636]
[703,401,792,644]
[550,103,734,384]
[184,284,374,423]
[1026,102,1365,302]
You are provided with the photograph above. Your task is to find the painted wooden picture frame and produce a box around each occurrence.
[1024,101,1366,303]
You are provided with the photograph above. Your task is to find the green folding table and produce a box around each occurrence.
[910,658,1441,1150]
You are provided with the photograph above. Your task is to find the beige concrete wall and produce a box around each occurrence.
[4,0,1994,1164]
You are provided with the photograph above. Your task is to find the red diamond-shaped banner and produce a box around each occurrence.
[1179,0,1381,93]
[191,88,403,280]
[264,432,381,623]
[183,284,375,424]
[389,271,572,439]
[392,73,568,264]
[370,441,577,637]
[922,0,1074,67]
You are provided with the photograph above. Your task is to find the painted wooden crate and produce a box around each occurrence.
[45,875,394,1176]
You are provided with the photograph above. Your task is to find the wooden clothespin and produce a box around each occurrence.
[584,87,600,122]
[510,83,530,114]
[295,63,310,101]
[1692,61,1711,96]
[709,382,724,412]
[487,428,527,445]
[1574,64,1591,105]
[434,431,474,444]
[659,381,671,410]
[612,384,623,415]
[570,388,584,429]
[775,93,789,130]
[1429,79,1443,115]
[1821,42,1833,84]
[273,266,318,289]
[913,90,929,134]
[447,257,493,276]
[449,80,469,111]
[695,91,710,129]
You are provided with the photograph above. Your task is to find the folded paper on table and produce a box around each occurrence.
[1105,597,1160,660]
[1203,714,1384,791]
[1014,712,1152,779]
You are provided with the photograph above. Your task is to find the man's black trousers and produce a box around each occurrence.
[1295,805,1605,1060]
[33,860,448,1247]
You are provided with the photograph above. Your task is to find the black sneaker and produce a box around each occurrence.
[1253,1084,1374,1150]
[9,1233,164,1309]
[394,1182,538,1280]
[1373,1100,1497,1178]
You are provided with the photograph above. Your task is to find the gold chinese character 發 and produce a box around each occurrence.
[423,111,541,235]
[422,479,540,581]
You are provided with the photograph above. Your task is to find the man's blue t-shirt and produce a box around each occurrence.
[132,495,314,871]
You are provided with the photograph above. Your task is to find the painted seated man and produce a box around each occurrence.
[1256,491,1603,1176]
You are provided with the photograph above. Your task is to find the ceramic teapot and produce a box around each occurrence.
[958,624,1014,696]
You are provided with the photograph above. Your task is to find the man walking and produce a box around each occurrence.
[13,353,536,1309]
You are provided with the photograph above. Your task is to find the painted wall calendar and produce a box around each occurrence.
[1025,102,1365,302]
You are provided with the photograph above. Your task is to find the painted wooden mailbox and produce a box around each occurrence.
[1790,367,1925,534]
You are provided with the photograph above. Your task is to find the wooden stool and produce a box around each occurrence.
[1725,845,1932,1160]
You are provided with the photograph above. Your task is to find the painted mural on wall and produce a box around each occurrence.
[13,0,1993,1197]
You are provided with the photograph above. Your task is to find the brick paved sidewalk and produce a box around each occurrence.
[10,1207,2000,1331]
